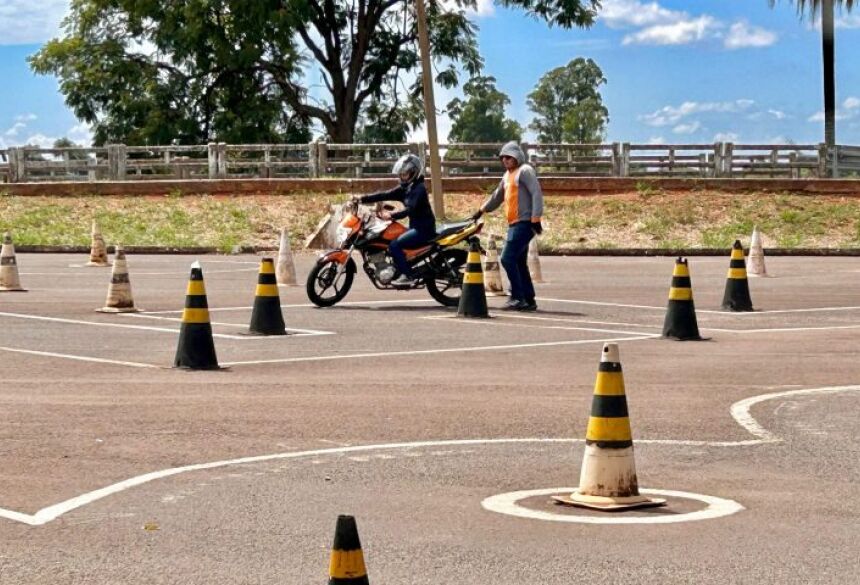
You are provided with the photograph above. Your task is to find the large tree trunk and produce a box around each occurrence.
[822,0,836,175]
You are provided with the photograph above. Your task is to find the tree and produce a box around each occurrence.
[30,0,601,145]
[446,76,522,143]
[769,0,855,159]
[527,58,608,144]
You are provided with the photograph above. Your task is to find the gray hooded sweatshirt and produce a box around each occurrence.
[481,141,544,225]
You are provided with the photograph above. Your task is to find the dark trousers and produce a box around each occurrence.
[501,221,535,302]
[390,228,434,277]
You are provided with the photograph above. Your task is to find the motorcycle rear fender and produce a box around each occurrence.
[319,250,357,273]
[436,221,483,247]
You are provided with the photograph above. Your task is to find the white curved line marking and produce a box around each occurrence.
[1,384,858,526]
[481,487,745,524]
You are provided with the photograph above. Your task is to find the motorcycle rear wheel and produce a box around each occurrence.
[425,248,467,307]
[306,258,355,307]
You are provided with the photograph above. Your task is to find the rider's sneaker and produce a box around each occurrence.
[391,274,415,287]
[502,299,526,311]
[519,299,538,312]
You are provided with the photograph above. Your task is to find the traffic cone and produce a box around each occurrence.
[527,237,544,283]
[0,232,27,292]
[662,257,704,341]
[721,240,754,311]
[553,343,665,510]
[483,236,505,297]
[747,226,769,277]
[328,515,369,585]
[249,257,287,335]
[96,246,139,313]
[86,220,111,267]
[457,238,489,318]
[174,261,220,369]
[275,227,298,286]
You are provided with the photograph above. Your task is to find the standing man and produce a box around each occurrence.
[471,141,543,311]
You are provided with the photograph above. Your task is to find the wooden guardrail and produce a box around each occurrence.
[0,142,855,183]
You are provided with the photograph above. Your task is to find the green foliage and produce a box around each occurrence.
[446,76,523,143]
[527,58,608,144]
[30,0,601,144]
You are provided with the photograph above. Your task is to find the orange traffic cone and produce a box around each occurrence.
[0,232,27,292]
[86,220,111,267]
[96,246,139,313]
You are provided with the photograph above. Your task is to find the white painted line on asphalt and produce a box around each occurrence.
[219,335,658,366]
[0,346,159,369]
[421,315,657,337]
[21,268,259,277]
[536,297,860,316]
[704,324,860,334]
[0,311,318,340]
[535,297,726,314]
[142,299,438,314]
[503,314,662,329]
[123,313,335,337]
[1,384,857,526]
[481,487,745,524]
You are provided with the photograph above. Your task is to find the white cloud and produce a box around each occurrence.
[807,105,855,123]
[724,21,777,49]
[441,0,494,18]
[836,14,860,29]
[844,97,860,110]
[67,122,93,146]
[15,113,37,122]
[21,133,58,148]
[0,0,69,45]
[713,132,740,142]
[672,121,701,134]
[641,99,755,127]
[599,0,683,29]
[4,122,26,137]
[647,136,665,144]
[622,15,720,46]
[768,109,787,120]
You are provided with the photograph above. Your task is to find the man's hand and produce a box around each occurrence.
[380,210,393,221]
[470,209,484,222]
[531,221,543,235]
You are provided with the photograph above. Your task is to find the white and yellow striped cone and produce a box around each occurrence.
[275,227,298,286]
[483,236,505,296]
[0,232,27,292]
[527,237,544,283]
[747,226,769,277]
[553,343,665,511]
[86,220,111,267]
[96,246,139,313]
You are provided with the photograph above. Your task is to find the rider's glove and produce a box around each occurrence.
[531,221,543,235]
[470,209,483,222]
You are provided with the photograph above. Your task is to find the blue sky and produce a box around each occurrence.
[1,0,859,147]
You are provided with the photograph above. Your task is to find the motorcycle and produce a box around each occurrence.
[306,200,482,307]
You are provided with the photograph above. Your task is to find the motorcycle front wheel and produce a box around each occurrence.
[425,248,468,307]
[306,258,355,307]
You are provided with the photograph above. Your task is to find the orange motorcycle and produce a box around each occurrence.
[306,200,482,307]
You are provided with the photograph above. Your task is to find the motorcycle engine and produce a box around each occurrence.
[368,252,396,284]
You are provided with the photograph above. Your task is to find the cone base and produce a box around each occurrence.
[0,287,27,292]
[96,306,140,313]
[552,492,666,511]
[245,328,288,336]
[662,333,706,341]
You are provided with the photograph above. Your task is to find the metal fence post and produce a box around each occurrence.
[207,142,218,178]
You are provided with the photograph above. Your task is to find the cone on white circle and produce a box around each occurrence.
[86,220,111,267]
[0,232,27,292]
[747,226,769,277]
[96,246,139,313]
[483,236,506,296]
[275,227,298,286]
[527,237,544,283]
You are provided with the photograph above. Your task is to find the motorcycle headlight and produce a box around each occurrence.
[335,226,352,247]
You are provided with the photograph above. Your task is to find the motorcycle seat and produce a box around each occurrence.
[432,221,471,241]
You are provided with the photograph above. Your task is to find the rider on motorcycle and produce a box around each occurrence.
[356,154,437,286]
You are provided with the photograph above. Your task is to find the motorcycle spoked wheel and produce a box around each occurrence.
[424,248,468,307]
[306,258,355,307]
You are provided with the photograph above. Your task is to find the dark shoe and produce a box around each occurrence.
[502,299,526,311]
[519,299,538,312]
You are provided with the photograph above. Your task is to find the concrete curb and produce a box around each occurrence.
[14,245,860,256]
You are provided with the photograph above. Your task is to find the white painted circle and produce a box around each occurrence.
[481,487,744,524]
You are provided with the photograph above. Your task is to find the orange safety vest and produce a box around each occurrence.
[503,167,522,225]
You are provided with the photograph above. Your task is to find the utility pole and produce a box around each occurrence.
[821,0,837,177]
[415,0,446,218]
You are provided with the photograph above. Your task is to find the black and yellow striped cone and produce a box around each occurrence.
[553,343,665,510]
[174,261,220,370]
[456,238,489,318]
[249,258,287,335]
[721,239,754,311]
[662,257,704,340]
[328,515,369,585]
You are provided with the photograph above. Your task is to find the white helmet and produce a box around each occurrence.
[392,154,422,186]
